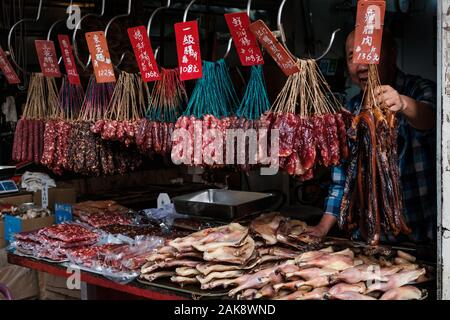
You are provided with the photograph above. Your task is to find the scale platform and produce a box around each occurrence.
[0,166,18,194]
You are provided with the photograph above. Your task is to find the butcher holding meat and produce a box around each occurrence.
[306,29,437,244]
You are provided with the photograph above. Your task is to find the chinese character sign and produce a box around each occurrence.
[57,34,81,85]
[353,0,386,64]
[127,26,161,82]
[225,12,264,66]
[174,21,203,81]
[35,40,61,77]
[249,20,300,76]
[0,46,21,84]
[85,31,116,83]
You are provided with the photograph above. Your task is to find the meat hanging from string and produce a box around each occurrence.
[339,65,411,245]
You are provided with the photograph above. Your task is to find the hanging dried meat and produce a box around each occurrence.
[136,68,187,157]
[339,65,411,245]
[92,72,147,147]
[12,73,57,165]
[260,59,350,181]
[172,59,239,167]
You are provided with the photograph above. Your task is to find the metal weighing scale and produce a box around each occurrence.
[0,166,18,195]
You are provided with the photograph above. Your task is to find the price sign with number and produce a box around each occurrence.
[85,31,116,83]
[128,26,161,82]
[174,21,203,81]
[353,0,386,64]
[225,12,264,67]
[58,34,81,84]
[35,40,62,78]
[55,203,73,224]
[0,46,21,84]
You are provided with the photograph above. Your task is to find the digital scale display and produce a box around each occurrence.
[0,180,19,194]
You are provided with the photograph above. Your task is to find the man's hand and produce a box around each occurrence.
[376,85,407,113]
[304,214,337,239]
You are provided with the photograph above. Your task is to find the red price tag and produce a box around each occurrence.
[249,20,300,76]
[174,20,203,81]
[225,12,264,67]
[353,0,386,65]
[57,34,81,85]
[0,46,21,84]
[85,31,116,83]
[127,26,161,82]
[35,40,61,78]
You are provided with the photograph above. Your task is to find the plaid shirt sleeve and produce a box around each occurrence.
[323,164,346,219]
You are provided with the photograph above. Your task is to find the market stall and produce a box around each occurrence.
[0,0,444,301]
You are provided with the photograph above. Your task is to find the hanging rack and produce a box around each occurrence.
[7,0,43,74]
[277,0,340,61]
[46,0,75,65]
[72,0,106,70]
[104,0,133,70]
[147,0,171,60]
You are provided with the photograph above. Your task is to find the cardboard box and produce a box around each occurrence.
[1,215,55,248]
[38,272,81,300]
[34,187,77,211]
[1,192,35,248]
[0,249,39,300]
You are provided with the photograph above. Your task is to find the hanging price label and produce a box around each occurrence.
[128,26,161,82]
[174,20,203,81]
[85,31,116,83]
[35,40,62,77]
[225,12,264,66]
[249,20,300,76]
[57,34,81,85]
[353,0,386,64]
[0,46,21,84]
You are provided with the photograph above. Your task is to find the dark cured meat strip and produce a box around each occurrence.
[20,119,27,161]
[116,121,125,142]
[299,118,316,171]
[41,120,55,166]
[161,122,168,155]
[153,122,162,153]
[324,113,340,166]
[27,119,33,162]
[313,115,331,167]
[339,155,358,230]
[143,122,153,152]
[273,113,299,158]
[33,119,40,164]
[38,120,45,164]
[135,119,147,147]
[167,123,174,153]
[335,113,349,160]
[12,119,24,161]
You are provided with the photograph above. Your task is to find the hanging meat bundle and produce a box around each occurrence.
[261,59,351,181]
[91,72,148,147]
[41,76,84,174]
[135,68,188,157]
[12,73,56,164]
[339,65,411,245]
[172,59,240,167]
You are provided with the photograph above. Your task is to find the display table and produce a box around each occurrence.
[7,253,190,300]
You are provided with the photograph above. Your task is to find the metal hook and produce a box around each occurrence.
[277,0,340,61]
[47,0,74,65]
[247,0,253,18]
[72,0,106,70]
[147,0,171,62]
[104,0,133,69]
[7,0,43,74]
[183,0,197,23]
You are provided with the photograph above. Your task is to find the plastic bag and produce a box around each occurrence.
[141,203,188,231]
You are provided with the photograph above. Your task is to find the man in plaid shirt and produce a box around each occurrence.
[306,30,436,244]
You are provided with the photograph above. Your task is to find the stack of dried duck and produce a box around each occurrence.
[339,65,411,245]
[140,213,429,300]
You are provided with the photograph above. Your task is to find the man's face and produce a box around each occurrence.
[345,32,396,89]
